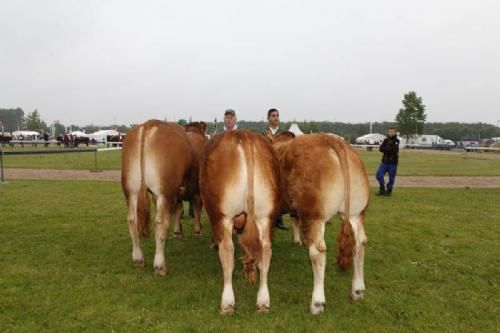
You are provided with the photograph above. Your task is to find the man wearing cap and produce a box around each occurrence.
[215,109,238,134]
[263,108,281,141]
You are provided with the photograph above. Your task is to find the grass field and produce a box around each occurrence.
[2,147,500,176]
[0,180,498,332]
[1,149,121,171]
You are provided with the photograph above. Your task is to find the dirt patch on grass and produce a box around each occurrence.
[3,168,500,188]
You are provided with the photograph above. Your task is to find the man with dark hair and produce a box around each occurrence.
[262,108,288,230]
[376,127,399,196]
[263,108,281,141]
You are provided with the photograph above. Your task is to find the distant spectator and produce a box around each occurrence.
[376,127,400,196]
[215,109,238,134]
[263,108,282,141]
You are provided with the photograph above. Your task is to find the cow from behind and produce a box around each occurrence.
[121,120,198,275]
[200,130,280,314]
[272,132,370,314]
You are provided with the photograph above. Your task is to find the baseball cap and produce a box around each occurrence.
[224,109,236,116]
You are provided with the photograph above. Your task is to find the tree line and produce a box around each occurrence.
[2,106,499,143]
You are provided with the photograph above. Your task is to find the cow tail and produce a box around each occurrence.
[325,136,355,271]
[239,135,261,261]
[137,125,151,237]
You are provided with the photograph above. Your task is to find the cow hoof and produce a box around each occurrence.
[293,240,302,246]
[193,230,202,236]
[210,243,219,250]
[256,304,270,313]
[174,232,183,239]
[219,304,235,315]
[310,302,325,315]
[351,289,365,301]
[133,259,145,268]
[154,265,167,276]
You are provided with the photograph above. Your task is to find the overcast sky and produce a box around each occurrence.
[1,0,499,126]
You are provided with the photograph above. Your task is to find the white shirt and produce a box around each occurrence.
[224,125,238,131]
[269,126,279,135]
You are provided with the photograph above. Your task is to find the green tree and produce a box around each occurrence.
[0,108,25,132]
[177,119,187,126]
[52,121,66,136]
[25,109,48,132]
[395,91,427,140]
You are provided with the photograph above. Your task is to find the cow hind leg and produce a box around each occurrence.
[192,195,203,235]
[349,214,367,300]
[153,195,172,276]
[308,221,327,315]
[218,217,235,315]
[174,202,183,239]
[127,194,144,267]
[256,217,272,313]
[291,216,302,245]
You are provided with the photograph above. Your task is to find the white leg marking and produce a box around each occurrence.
[309,223,326,315]
[350,215,367,300]
[256,217,272,312]
[127,194,144,267]
[219,217,235,314]
[153,196,170,276]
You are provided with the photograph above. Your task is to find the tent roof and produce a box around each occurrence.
[356,133,385,140]
[288,123,304,136]
[70,131,89,137]
[12,130,40,136]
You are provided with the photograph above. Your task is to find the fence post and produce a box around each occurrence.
[0,149,4,183]
[94,149,98,171]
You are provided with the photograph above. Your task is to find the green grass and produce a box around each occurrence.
[0,180,498,332]
[2,147,500,176]
[359,149,500,176]
[1,149,121,170]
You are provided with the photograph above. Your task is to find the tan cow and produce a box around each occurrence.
[121,120,200,275]
[272,132,369,315]
[172,122,209,237]
[199,130,280,314]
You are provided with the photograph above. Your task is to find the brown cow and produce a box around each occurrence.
[121,120,199,275]
[272,132,369,315]
[200,130,280,314]
[172,121,209,237]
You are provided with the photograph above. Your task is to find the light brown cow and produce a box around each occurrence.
[272,132,369,315]
[200,130,280,314]
[121,120,200,275]
[172,122,209,237]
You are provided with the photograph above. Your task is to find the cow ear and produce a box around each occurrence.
[200,122,207,133]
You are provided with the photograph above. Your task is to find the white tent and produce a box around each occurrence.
[70,130,89,137]
[403,134,446,146]
[88,129,119,142]
[355,133,385,145]
[288,123,304,136]
[12,130,40,138]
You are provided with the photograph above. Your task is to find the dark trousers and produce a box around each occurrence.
[376,163,397,191]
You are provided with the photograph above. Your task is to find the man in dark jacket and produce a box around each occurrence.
[376,127,399,196]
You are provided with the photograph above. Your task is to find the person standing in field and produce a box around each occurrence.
[263,108,281,141]
[262,108,288,230]
[215,109,238,134]
[376,127,400,196]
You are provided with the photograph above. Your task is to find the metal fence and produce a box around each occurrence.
[0,147,122,183]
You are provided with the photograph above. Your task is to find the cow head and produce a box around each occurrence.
[184,122,207,135]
